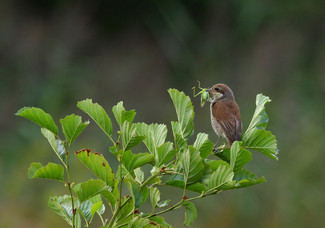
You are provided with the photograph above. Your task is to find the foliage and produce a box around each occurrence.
[16,87,278,227]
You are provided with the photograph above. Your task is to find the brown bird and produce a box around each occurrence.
[207,83,242,148]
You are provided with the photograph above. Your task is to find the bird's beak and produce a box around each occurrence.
[206,88,212,95]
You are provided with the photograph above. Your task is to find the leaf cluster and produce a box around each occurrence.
[16,88,278,227]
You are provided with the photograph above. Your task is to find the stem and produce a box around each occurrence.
[98,213,105,226]
[145,190,222,219]
[107,196,132,228]
[150,198,185,217]
[107,138,125,228]
[65,143,76,228]
[140,171,161,188]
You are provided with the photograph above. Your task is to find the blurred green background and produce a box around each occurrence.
[1,0,325,227]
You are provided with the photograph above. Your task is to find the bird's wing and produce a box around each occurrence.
[212,101,242,143]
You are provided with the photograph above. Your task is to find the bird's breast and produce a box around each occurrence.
[210,103,225,138]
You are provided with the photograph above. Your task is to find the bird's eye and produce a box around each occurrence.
[215,87,220,91]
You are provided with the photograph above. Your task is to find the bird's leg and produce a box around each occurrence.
[213,136,221,152]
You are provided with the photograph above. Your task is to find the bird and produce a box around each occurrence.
[207,83,242,149]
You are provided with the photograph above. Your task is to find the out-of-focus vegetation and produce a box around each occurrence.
[1,0,324,227]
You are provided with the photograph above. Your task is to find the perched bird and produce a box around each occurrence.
[207,83,242,148]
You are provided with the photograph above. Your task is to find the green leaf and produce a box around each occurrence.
[77,99,113,136]
[149,216,172,228]
[101,180,119,211]
[242,129,278,160]
[60,114,89,145]
[182,201,197,227]
[171,121,187,151]
[112,101,136,126]
[48,195,81,227]
[181,146,204,185]
[41,128,66,164]
[128,217,150,228]
[75,149,115,187]
[122,121,145,151]
[28,162,64,182]
[214,148,231,163]
[245,94,271,133]
[126,179,149,208]
[220,169,267,189]
[193,133,214,159]
[168,89,194,140]
[157,199,170,208]
[181,149,190,186]
[91,201,104,217]
[79,201,92,221]
[241,93,278,160]
[16,107,58,135]
[167,147,205,191]
[113,196,134,226]
[207,162,234,190]
[134,167,144,183]
[79,195,105,222]
[73,179,107,203]
[122,150,154,172]
[136,122,168,158]
[149,187,160,210]
[230,141,252,172]
[205,160,229,172]
[156,142,176,167]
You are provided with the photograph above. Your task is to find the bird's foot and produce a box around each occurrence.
[213,144,220,153]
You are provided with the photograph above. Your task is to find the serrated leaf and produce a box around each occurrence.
[241,93,278,160]
[112,101,136,126]
[79,200,92,221]
[125,179,149,208]
[149,187,160,209]
[134,167,144,183]
[168,89,194,140]
[113,196,134,226]
[60,114,89,145]
[128,217,151,228]
[91,201,104,217]
[75,149,115,187]
[41,128,66,164]
[136,123,168,158]
[207,162,234,190]
[122,122,145,151]
[171,121,187,151]
[242,129,278,160]
[193,133,214,159]
[246,94,271,133]
[156,142,176,167]
[28,162,64,182]
[78,194,105,222]
[182,201,197,227]
[122,150,154,172]
[149,215,172,228]
[181,150,190,185]
[48,195,81,227]
[16,107,58,135]
[230,141,252,172]
[181,146,204,185]
[77,99,113,136]
[226,169,266,189]
[157,199,170,208]
[73,179,107,203]
[101,180,119,211]
[205,160,229,172]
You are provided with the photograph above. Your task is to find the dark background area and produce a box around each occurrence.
[1,0,325,227]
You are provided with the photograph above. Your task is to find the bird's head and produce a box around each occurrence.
[207,83,234,101]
